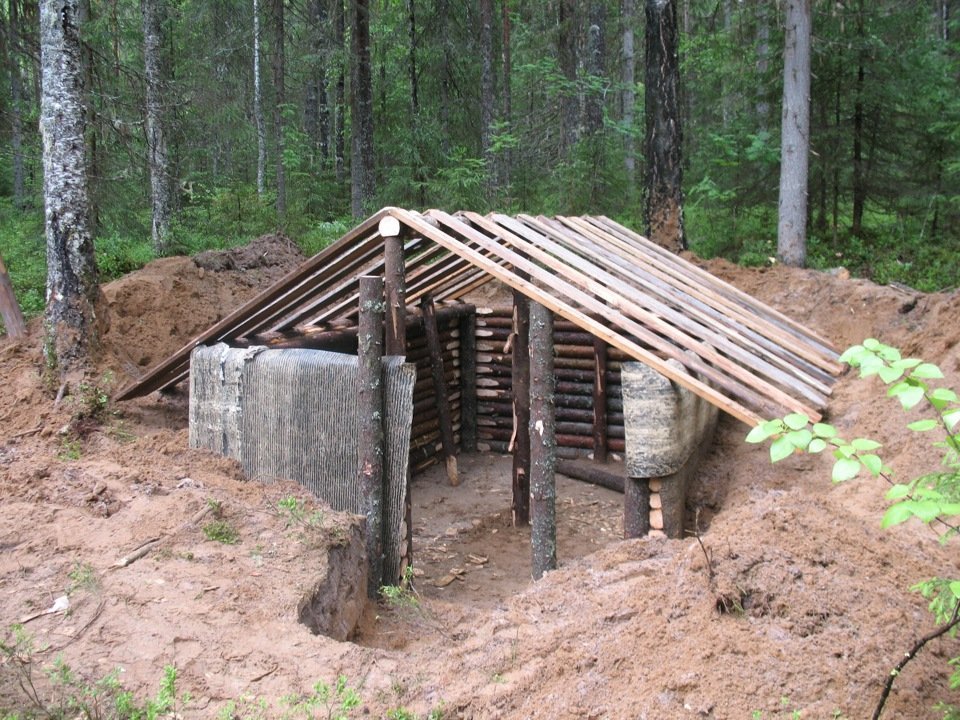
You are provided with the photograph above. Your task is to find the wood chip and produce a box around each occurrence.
[466,554,488,565]
[432,574,457,587]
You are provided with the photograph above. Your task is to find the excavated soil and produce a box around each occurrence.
[2,237,960,719]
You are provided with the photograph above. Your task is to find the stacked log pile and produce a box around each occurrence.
[472,307,625,460]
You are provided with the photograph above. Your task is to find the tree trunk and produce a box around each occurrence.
[141,0,176,254]
[350,0,375,218]
[272,0,286,219]
[851,0,865,238]
[334,0,345,183]
[253,0,266,197]
[304,0,329,167]
[584,0,605,136]
[621,0,636,184]
[479,0,494,194]
[776,0,811,267]
[499,0,512,189]
[558,0,579,152]
[511,288,531,526]
[529,301,557,580]
[40,0,101,382]
[755,0,771,131]
[8,0,27,209]
[644,0,686,252]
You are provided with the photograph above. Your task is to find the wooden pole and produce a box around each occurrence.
[624,477,650,538]
[459,310,478,452]
[381,216,407,357]
[529,300,557,580]
[357,275,385,598]
[380,215,411,578]
[592,338,608,463]
[0,256,26,339]
[511,288,531,526]
[420,295,459,486]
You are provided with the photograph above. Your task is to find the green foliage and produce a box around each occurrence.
[281,676,361,720]
[747,338,960,713]
[380,565,419,609]
[203,520,239,545]
[0,626,187,720]
[276,497,326,530]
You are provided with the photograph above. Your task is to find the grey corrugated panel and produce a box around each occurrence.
[189,344,415,582]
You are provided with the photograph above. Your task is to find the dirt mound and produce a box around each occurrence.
[2,247,960,719]
[100,234,305,383]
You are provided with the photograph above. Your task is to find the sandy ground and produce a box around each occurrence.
[2,237,960,719]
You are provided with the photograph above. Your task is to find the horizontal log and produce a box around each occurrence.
[478,439,590,460]
[555,460,625,493]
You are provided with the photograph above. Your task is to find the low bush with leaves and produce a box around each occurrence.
[746,338,960,718]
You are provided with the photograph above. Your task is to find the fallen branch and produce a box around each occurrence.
[109,504,213,569]
[873,603,960,720]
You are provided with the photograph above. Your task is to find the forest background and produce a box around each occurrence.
[1,0,959,319]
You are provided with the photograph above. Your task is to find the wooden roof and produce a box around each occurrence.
[117,207,841,425]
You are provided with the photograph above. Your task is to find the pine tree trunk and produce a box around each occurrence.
[272,0,286,219]
[621,0,636,184]
[479,0,494,195]
[334,0,346,183]
[529,301,557,580]
[644,0,686,252]
[253,0,266,197]
[350,0,375,218]
[499,0,512,189]
[776,0,811,267]
[40,0,101,381]
[141,0,176,253]
[851,0,865,239]
[584,0,605,136]
[558,0,579,152]
[8,0,27,209]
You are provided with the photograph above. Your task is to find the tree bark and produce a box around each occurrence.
[479,0,494,194]
[350,0,375,218]
[511,289,531,526]
[584,0,605,136]
[334,0,346,183]
[851,0,865,239]
[621,0,636,183]
[304,0,329,167]
[499,0,512,189]
[8,0,27,209]
[776,0,811,267]
[141,0,176,253]
[558,0,579,152]
[357,275,385,599]
[40,0,101,382]
[529,301,557,580]
[271,0,286,219]
[644,0,686,253]
[253,0,266,197]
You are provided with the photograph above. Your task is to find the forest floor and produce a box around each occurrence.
[2,236,960,719]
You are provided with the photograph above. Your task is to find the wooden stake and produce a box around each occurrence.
[459,311,478,452]
[0,256,26,339]
[382,223,407,357]
[530,301,557,580]
[357,275,385,598]
[592,338,608,464]
[511,288,531,526]
[420,295,459,486]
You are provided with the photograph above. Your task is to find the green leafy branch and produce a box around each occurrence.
[747,338,960,535]
[745,337,960,719]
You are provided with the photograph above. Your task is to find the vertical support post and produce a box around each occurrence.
[592,337,608,464]
[511,289,531,526]
[459,310,478,453]
[380,216,407,357]
[529,300,556,580]
[357,275,385,598]
[379,214,411,578]
[0,256,26,339]
[420,295,459,486]
[623,477,651,538]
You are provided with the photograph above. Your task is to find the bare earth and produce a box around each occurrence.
[2,238,960,719]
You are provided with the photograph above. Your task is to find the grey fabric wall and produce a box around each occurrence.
[189,343,416,580]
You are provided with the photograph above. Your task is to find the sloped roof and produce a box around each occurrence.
[117,207,841,425]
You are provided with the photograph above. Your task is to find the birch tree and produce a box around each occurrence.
[777,0,811,267]
[40,0,101,381]
[141,0,176,253]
